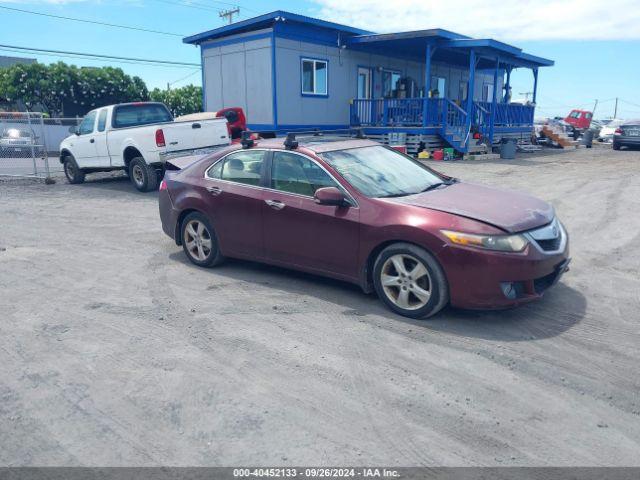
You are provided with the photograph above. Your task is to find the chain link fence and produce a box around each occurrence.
[0,112,82,180]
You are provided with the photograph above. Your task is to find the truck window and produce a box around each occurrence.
[78,111,97,135]
[112,104,173,129]
[97,109,108,132]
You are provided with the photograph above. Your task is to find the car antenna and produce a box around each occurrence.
[240,130,254,149]
[284,132,298,150]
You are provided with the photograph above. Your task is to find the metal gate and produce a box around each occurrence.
[0,112,51,180]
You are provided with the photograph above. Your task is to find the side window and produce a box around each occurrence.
[301,58,328,96]
[206,159,223,179]
[78,111,97,135]
[97,109,108,132]
[271,151,337,197]
[220,150,264,186]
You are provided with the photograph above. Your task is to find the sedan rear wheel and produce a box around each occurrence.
[181,212,224,267]
[373,243,448,319]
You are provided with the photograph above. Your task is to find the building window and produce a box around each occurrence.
[382,70,401,98]
[483,84,494,102]
[301,58,328,96]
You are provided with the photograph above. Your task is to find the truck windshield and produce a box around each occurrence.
[112,104,173,129]
[320,146,444,198]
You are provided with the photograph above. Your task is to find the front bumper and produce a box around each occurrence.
[438,233,570,310]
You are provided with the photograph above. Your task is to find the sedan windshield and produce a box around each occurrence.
[320,146,445,198]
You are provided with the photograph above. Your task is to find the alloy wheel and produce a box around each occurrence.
[184,220,213,261]
[380,254,432,310]
[65,161,74,179]
[132,164,145,187]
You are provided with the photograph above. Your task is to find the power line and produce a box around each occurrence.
[0,44,201,68]
[0,5,184,37]
[168,69,202,86]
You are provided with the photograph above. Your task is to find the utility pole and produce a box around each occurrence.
[614,97,618,118]
[219,7,240,24]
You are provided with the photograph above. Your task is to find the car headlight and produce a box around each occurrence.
[441,230,528,252]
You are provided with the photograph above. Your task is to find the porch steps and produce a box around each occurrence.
[541,125,578,148]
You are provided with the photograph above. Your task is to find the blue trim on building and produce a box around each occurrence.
[184,10,372,45]
[271,29,278,130]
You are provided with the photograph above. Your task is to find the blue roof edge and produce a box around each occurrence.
[183,10,373,45]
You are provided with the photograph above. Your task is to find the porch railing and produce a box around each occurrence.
[476,101,534,127]
[351,98,534,129]
[351,97,444,127]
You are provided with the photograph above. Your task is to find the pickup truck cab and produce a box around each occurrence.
[60,102,230,191]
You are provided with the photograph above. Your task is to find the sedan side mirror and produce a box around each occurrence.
[69,126,80,135]
[314,187,347,206]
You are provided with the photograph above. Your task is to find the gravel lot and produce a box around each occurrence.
[1,145,639,466]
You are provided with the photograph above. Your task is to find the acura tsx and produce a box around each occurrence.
[159,135,570,319]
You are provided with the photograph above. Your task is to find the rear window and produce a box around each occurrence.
[112,104,172,129]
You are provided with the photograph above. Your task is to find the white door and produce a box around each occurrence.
[72,110,99,167]
[92,108,111,165]
[357,67,372,99]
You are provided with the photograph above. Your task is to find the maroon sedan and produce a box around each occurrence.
[159,136,570,319]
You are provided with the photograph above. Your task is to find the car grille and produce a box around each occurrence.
[527,218,565,253]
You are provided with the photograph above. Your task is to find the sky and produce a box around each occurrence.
[1,0,640,119]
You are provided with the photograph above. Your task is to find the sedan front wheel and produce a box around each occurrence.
[373,243,448,319]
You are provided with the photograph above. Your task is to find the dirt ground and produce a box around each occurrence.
[1,144,639,466]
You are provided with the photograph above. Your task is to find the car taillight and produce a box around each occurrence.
[614,128,623,135]
[155,128,166,147]
[159,179,167,191]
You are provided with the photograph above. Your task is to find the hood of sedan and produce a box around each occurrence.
[390,182,555,233]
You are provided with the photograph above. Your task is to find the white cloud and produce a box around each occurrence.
[312,0,640,41]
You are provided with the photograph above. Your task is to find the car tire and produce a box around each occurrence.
[373,243,449,319]
[63,154,85,184]
[612,142,621,151]
[129,157,158,192]
[180,212,225,268]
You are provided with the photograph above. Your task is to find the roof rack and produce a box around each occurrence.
[240,130,254,149]
[283,132,299,150]
[281,128,368,144]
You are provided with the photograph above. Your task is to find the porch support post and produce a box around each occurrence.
[422,43,432,127]
[489,56,499,145]
[504,66,512,103]
[465,49,476,148]
[532,67,539,104]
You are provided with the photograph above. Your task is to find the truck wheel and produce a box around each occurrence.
[129,157,158,192]
[63,155,85,184]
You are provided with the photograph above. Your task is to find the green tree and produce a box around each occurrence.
[150,84,202,117]
[0,61,149,116]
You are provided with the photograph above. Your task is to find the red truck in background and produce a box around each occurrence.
[564,109,593,138]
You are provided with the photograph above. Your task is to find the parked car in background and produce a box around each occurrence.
[0,127,41,157]
[613,120,640,150]
[59,102,231,191]
[158,135,570,319]
[598,119,625,143]
[564,109,593,138]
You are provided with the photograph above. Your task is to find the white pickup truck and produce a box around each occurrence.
[59,102,230,191]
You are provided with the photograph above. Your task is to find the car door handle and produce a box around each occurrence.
[89,138,95,143]
[265,200,285,210]
[206,186,222,196]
